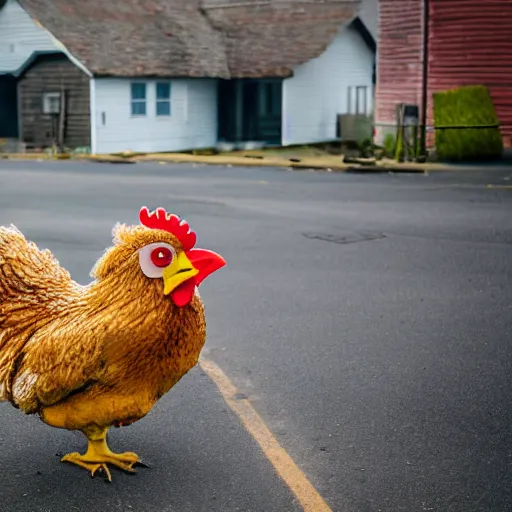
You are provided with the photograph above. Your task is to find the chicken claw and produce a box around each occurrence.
[61,455,114,482]
[61,430,146,481]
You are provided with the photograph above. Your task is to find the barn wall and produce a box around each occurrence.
[374,0,424,144]
[376,0,512,149]
[18,53,90,149]
[428,0,512,147]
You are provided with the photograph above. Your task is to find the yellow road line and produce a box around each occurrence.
[199,358,333,512]
[486,184,512,189]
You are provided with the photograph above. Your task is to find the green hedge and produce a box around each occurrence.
[433,85,503,162]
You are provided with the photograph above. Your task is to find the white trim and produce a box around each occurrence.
[49,36,92,77]
[16,78,22,140]
[25,9,93,77]
[183,82,188,123]
[281,81,287,145]
[89,78,97,153]
[11,50,59,77]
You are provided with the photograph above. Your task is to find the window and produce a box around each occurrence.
[42,92,61,114]
[131,83,146,116]
[156,82,171,116]
[347,85,369,116]
[356,86,368,116]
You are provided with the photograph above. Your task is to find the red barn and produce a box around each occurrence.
[375,0,512,149]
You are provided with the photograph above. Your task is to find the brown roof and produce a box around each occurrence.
[203,0,360,78]
[18,0,361,78]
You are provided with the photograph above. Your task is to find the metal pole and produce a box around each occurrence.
[235,80,243,143]
[419,0,430,158]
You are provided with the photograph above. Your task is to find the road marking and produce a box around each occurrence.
[200,358,333,512]
[486,184,512,190]
[427,184,512,190]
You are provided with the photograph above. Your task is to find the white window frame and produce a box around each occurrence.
[42,92,61,114]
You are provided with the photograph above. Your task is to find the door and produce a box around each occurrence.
[0,75,18,138]
[256,80,282,145]
[218,79,282,145]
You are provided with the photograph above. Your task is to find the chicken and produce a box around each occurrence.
[0,206,225,481]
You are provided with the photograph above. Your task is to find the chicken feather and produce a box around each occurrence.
[0,225,84,405]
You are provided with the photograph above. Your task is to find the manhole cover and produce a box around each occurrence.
[302,231,385,244]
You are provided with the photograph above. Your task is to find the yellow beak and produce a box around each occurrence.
[163,252,199,295]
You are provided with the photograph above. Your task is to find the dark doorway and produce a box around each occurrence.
[0,75,19,138]
[218,78,282,145]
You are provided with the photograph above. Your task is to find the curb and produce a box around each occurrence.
[132,153,350,171]
[345,165,427,174]
[0,154,461,173]
[1,152,510,174]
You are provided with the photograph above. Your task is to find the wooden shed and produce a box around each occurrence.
[17,52,91,150]
[375,0,512,149]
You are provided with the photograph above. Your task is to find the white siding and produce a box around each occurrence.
[92,78,218,154]
[0,0,58,73]
[282,25,374,146]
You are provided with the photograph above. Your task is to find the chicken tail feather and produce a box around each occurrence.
[0,224,78,403]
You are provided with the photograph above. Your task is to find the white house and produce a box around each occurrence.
[282,20,375,146]
[0,0,60,140]
[5,0,376,154]
[91,78,219,154]
[0,0,58,73]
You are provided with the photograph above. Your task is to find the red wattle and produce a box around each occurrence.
[171,279,196,307]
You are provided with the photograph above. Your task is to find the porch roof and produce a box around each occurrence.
[17,0,364,79]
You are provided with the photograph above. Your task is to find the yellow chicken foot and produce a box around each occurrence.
[61,426,146,482]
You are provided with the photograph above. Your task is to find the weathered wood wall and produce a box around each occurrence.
[18,53,90,149]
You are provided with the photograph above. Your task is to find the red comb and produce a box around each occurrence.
[139,206,197,251]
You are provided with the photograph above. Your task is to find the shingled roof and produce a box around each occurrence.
[17,0,361,78]
[203,0,361,78]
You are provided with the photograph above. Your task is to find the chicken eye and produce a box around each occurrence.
[151,247,173,268]
[139,242,176,279]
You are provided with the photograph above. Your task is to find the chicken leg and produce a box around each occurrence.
[61,425,146,482]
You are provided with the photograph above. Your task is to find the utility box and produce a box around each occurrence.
[337,114,373,142]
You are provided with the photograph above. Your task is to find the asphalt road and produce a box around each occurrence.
[0,160,511,512]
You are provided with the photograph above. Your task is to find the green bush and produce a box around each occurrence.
[383,133,396,157]
[433,85,503,162]
[357,137,374,157]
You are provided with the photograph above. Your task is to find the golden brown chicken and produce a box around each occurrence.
[0,206,225,481]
